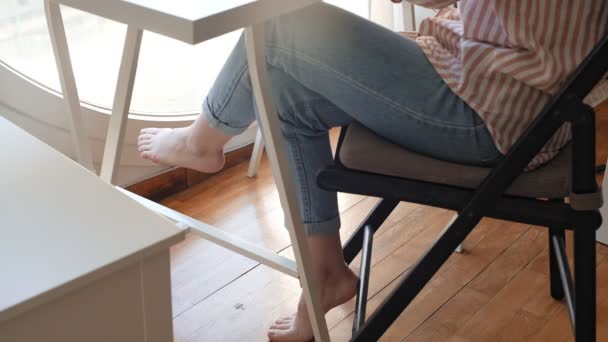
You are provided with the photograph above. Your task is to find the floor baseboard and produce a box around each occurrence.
[126,144,255,201]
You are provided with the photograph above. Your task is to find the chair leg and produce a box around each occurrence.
[574,228,596,342]
[549,227,565,300]
[352,213,479,341]
[247,128,265,178]
[343,199,398,263]
[454,243,464,253]
[353,224,374,334]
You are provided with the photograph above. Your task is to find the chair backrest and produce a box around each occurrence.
[467,30,608,213]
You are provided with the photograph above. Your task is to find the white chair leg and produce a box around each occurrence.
[100,26,143,184]
[455,243,464,253]
[44,0,95,172]
[247,128,265,178]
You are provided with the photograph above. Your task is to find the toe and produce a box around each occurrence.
[138,144,151,152]
[137,138,152,147]
[140,151,156,162]
[275,317,294,325]
[138,134,153,142]
[269,323,291,331]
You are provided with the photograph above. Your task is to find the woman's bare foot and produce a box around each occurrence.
[138,126,225,173]
[268,266,359,342]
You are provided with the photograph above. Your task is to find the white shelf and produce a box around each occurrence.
[0,116,185,322]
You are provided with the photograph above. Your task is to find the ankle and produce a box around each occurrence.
[314,265,357,296]
[181,126,223,158]
[298,265,357,313]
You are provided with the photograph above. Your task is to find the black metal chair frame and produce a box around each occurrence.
[317,34,608,341]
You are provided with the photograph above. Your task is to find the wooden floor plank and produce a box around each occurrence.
[529,242,608,342]
[404,225,545,342]
[172,196,383,341]
[348,205,451,269]
[174,250,301,342]
[448,268,549,342]
[165,155,368,316]
[174,203,455,341]
[329,218,531,341]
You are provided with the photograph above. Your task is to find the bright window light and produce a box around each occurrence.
[0,0,370,116]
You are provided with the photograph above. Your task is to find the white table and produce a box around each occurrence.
[0,116,186,342]
[44,1,330,341]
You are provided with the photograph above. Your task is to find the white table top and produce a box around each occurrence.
[0,116,185,322]
[55,0,321,44]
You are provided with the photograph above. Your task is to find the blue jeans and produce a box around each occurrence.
[203,3,501,235]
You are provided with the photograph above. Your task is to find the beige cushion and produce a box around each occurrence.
[338,122,571,199]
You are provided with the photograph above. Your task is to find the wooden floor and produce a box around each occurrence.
[164,102,608,342]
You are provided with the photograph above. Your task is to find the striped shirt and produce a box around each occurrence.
[410,0,608,168]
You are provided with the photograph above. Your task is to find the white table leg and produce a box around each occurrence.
[247,128,265,177]
[455,243,464,253]
[100,26,143,184]
[244,24,330,342]
[44,0,95,172]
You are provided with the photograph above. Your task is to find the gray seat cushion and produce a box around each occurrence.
[338,122,571,199]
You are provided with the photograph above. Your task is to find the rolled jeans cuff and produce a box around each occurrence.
[203,99,250,136]
[302,215,341,236]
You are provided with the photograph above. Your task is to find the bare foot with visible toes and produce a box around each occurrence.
[268,267,359,341]
[138,127,225,173]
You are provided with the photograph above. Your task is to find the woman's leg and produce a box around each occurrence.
[140,37,358,341]
[142,35,354,237]
[260,4,501,166]
[139,3,501,341]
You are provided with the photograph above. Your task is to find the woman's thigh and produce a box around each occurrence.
[265,3,501,165]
